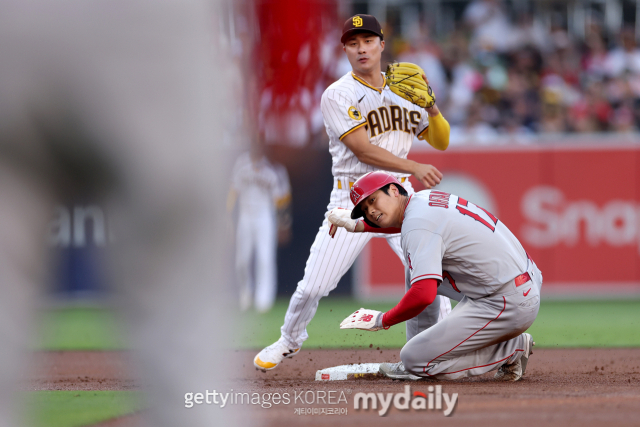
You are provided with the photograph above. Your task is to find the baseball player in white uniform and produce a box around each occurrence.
[254,14,453,371]
[330,172,542,381]
[229,146,292,312]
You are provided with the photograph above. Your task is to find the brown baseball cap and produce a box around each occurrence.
[341,14,384,44]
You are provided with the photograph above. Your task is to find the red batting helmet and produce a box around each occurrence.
[350,171,405,219]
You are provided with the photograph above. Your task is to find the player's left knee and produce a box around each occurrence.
[400,346,421,374]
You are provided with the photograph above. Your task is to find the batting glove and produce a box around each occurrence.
[328,208,359,238]
[339,308,385,332]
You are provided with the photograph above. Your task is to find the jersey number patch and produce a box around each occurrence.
[456,197,499,232]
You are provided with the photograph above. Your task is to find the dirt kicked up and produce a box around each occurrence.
[28,348,640,427]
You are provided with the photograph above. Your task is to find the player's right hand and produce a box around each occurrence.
[413,163,443,189]
[328,208,358,238]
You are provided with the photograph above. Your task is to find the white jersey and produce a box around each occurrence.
[402,190,528,299]
[321,71,431,180]
[231,152,290,215]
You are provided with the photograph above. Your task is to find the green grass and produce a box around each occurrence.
[36,298,640,352]
[234,297,640,350]
[26,391,143,427]
[35,307,126,351]
[528,299,640,347]
[234,298,408,350]
[26,299,639,426]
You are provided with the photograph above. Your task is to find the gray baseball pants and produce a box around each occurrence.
[401,259,542,379]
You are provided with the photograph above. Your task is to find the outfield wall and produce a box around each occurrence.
[48,139,640,300]
[356,138,640,298]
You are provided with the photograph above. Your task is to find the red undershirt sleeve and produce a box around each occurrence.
[361,220,401,234]
[381,279,438,328]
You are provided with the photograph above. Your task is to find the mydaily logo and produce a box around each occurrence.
[354,385,458,416]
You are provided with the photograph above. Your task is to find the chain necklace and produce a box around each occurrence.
[353,71,385,90]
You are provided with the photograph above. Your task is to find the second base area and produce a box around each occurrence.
[315,363,384,381]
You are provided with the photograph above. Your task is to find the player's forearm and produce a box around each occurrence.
[352,143,422,176]
[360,220,400,234]
[327,209,402,238]
[418,111,450,151]
[380,279,438,328]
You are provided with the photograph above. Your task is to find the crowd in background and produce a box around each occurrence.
[231,0,640,147]
[335,0,640,145]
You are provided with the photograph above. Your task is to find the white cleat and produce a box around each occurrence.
[495,333,535,382]
[379,361,422,381]
[253,339,300,372]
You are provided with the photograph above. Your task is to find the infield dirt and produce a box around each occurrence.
[28,348,640,426]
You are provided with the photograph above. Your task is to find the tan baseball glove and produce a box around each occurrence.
[385,62,436,108]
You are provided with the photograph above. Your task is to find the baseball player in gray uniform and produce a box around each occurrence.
[329,171,542,381]
[254,14,453,371]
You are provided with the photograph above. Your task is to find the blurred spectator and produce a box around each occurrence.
[450,97,499,145]
[512,13,552,54]
[539,94,568,133]
[611,101,637,133]
[229,141,292,313]
[499,110,535,144]
[463,0,514,55]
[442,31,483,126]
[583,31,609,78]
[605,27,640,78]
[568,80,612,132]
[398,38,449,104]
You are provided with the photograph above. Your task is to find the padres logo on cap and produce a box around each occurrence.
[347,106,362,120]
[353,16,363,27]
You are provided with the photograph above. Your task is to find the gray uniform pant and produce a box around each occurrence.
[401,259,542,380]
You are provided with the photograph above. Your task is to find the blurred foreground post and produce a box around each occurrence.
[0,0,238,425]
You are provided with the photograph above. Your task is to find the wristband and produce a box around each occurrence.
[376,312,390,330]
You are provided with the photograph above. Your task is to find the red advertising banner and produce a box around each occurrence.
[356,141,640,297]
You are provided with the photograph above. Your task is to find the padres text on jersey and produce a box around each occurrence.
[321,71,430,179]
